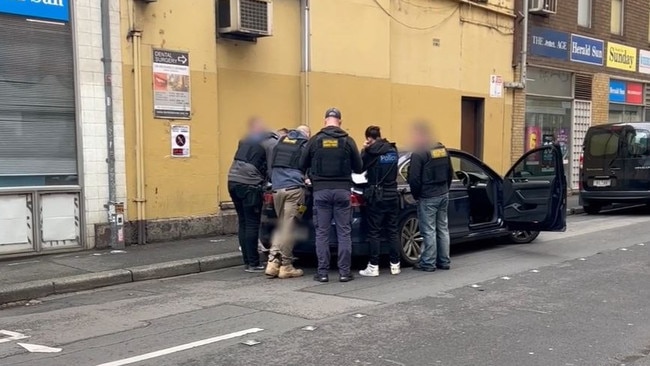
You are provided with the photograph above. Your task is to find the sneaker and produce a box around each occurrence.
[245,265,265,273]
[258,241,269,254]
[359,263,379,277]
[437,264,451,270]
[265,258,281,277]
[390,262,401,275]
[278,264,304,279]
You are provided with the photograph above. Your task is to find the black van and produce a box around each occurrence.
[580,122,650,214]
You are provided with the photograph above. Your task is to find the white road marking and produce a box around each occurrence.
[6,261,40,267]
[0,330,29,344]
[18,343,62,353]
[95,328,263,366]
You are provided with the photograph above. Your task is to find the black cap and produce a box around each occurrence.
[325,108,341,119]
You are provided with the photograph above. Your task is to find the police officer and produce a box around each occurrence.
[407,121,454,272]
[228,117,279,273]
[265,125,311,279]
[300,108,363,283]
[358,126,401,277]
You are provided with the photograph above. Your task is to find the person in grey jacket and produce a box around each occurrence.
[228,117,278,273]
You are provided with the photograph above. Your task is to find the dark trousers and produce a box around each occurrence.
[313,189,352,276]
[228,182,262,267]
[366,197,400,266]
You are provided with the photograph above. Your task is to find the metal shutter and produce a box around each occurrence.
[0,15,77,177]
[574,73,592,101]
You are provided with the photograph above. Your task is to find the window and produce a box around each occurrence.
[512,146,558,179]
[587,131,620,157]
[625,129,650,156]
[578,0,592,28]
[610,0,624,35]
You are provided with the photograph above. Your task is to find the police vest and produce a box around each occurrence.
[367,147,398,186]
[272,135,307,170]
[422,145,451,185]
[311,134,350,178]
[233,137,268,174]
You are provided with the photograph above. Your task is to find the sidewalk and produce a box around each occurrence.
[0,197,584,305]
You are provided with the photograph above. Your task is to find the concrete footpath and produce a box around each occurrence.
[0,195,583,306]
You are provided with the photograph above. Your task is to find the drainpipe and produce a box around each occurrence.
[100,0,124,249]
[505,0,528,89]
[300,0,311,125]
[128,0,147,245]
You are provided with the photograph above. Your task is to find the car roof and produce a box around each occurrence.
[589,121,650,130]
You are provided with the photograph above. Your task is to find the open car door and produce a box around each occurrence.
[502,144,567,231]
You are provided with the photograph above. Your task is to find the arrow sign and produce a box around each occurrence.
[18,343,62,353]
[0,330,29,344]
[177,55,187,64]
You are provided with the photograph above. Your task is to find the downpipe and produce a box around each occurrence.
[505,0,528,90]
[301,0,311,125]
[100,0,125,249]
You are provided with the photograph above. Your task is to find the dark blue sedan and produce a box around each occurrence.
[260,145,567,265]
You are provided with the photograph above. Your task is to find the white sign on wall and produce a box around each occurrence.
[171,125,190,158]
[489,75,503,98]
[639,49,650,74]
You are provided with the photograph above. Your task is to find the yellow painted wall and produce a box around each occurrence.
[120,0,515,222]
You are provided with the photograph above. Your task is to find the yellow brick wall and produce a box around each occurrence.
[591,73,611,125]
[511,66,525,166]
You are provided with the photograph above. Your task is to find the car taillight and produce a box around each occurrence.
[578,154,584,190]
[263,192,274,205]
[350,193,364,207]
[579,154,583,170]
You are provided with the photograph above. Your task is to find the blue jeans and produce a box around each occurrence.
[417,193,450,269]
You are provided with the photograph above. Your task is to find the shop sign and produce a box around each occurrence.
[626,83,643,105]
[0,0,69,22]
[606,42,637,72]
[609,80,626,103]
[570,34,604,66]
[529,27,569,60]
[639,49,650,75]
[153,49,191,120]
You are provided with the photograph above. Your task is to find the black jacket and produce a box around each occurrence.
[300,126,363,191]
[407,143,454,200]
[361,139,399,199]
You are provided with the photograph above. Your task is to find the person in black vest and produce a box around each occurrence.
[228,117,279,273]
[300,108,363,283]
[265,125,311,279]
[358,126,401,277]
[407,121,454,272]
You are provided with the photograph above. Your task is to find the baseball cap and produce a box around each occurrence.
[325,108,341,119]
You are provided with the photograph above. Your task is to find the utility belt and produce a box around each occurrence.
[271,185,304,193]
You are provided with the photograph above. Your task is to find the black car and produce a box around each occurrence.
[580,122,650,214]
[260,145,567,265]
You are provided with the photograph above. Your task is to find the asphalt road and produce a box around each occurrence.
[1,207,650,366]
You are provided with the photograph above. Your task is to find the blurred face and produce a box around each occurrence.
[248,118,266,134]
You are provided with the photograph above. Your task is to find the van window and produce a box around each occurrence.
[626,129,650,156]
[587,131,620,157]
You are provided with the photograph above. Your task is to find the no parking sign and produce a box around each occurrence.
[171,125,190,158]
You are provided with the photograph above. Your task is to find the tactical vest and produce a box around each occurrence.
[272,134,307,170]
[422,144,451,186]
[233,137,267,174]
[367,147,398,186]
[311,134,350,178]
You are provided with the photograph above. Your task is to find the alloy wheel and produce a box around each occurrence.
[401,216,423,263]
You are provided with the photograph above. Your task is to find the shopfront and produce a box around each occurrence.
[0,0,83,255]
[608,79,646,123]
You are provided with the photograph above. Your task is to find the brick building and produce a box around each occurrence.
[511,0,650,190]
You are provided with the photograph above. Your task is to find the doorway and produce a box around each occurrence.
[461,97,484,158]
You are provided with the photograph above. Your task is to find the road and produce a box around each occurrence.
[1,208,650,366]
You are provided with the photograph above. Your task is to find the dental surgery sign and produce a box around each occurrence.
[607,42,637,72]
[0,0,69,22]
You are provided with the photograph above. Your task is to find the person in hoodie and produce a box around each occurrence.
[300,108,363,283]
[265,125,311,279]
[228,117,279,273]
[358,126,401,277]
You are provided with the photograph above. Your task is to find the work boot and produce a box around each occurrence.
[278,263,304,279]
[265,256,281,277]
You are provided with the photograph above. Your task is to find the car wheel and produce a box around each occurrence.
[583,204,601,215]
[399,213,422,266]
[508,230,540,244]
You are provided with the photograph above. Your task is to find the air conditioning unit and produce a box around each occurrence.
[217,0,273,40]
[529,0,557,15]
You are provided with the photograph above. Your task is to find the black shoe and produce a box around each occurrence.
[413,263,436,272]
[437,264,451,270]
[339,274,354,282]
[245,265,265,273]
[313,273,329,283]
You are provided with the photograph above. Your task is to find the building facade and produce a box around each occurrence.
[112,0,517,245]
[512,0,650,190]
[0,0,126,256]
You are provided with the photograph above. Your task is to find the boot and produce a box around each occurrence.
[278,263,304,279]
[265,255,281,277]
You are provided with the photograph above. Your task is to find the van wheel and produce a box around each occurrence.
[583,204,601,215]
[508,230,540,244]
[399,213,422,266]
